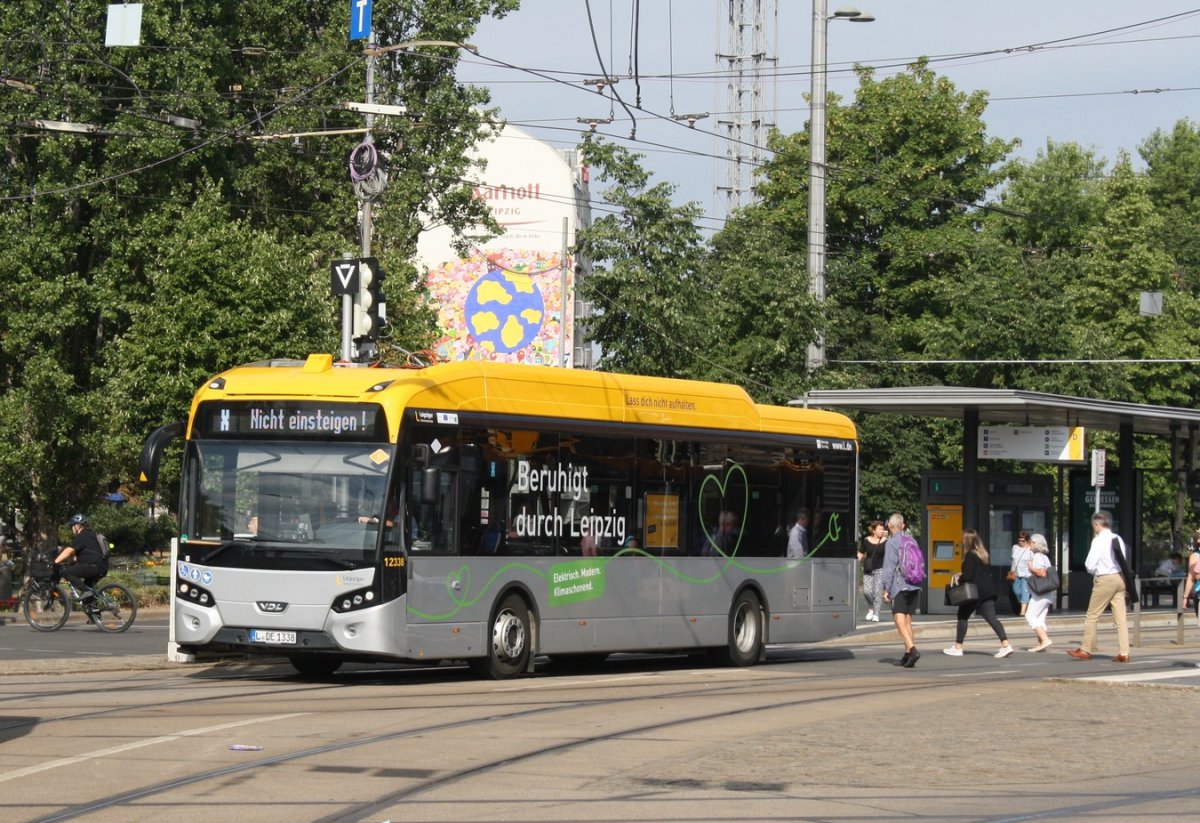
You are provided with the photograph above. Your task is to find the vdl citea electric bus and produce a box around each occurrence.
[138,354,859,678]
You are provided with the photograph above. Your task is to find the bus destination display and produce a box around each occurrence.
[195,401,386,440]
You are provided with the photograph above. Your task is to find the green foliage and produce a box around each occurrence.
[0,0,515,548]
[580,60,1200,534]
[1141,118,1200,289]
[79,505,176,556]
[574,136,712,378]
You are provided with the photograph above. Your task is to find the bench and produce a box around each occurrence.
[1140,576,1183,608]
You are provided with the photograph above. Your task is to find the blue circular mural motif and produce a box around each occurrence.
[463,267,546,354]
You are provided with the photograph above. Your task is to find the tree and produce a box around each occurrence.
[1141,118,1200,290]
[0,0,517,549]
[995,140,1107,257]
[573,137,711,378]
[752,60,1016,365]
[1067,154,1187,404]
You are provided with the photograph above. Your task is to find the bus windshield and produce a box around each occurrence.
[180,440,393,571]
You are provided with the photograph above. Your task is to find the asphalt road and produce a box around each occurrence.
[0,611,1198,821]
[0,607,170,662]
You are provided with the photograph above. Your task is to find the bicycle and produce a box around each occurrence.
[21,566,138,633]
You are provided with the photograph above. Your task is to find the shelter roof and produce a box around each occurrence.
[794,386,1200,438]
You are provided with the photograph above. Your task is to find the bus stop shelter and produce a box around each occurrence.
[794,386,1200,570]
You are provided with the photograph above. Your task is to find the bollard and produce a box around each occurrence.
[1132,578,1141,648]
[1179,579,1187,646]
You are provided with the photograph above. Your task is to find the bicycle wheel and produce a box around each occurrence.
[23,582,71,631]
[91,583,137,632]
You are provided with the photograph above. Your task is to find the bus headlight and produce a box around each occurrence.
[178,581,217,607]
[332,587,376,614]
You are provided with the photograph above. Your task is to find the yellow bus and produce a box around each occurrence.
[140,354,859,678]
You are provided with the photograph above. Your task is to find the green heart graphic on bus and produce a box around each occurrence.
[698,463,749,558]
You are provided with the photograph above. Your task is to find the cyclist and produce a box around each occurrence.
[54,514,108,613]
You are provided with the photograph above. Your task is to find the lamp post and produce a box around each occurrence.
[806,3,873,372]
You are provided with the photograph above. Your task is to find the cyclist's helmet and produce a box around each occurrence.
[67,513,88,526]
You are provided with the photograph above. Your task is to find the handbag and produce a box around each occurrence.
[944,580,979,606]
[1111,537,1137,602]
[1028,565,1059,595]
[1005,570,1017,582]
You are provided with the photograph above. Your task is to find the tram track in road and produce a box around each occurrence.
[14,649,1200,821]
[32,662,1042,823]
[0,643,1113,748]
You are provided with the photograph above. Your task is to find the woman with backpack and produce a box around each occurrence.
[943,528,1015,659]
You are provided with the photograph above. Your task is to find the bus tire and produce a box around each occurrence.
[472,593,532,679]
[717,589,764,667]
[288,655,343,677]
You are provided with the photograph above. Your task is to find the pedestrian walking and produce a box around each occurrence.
[880,513,921,667]
[858,519,887,622]
[1024,533,1054,652]
[1183,528,1200,619]
[1009,531,1033,616]
[1067,510,1131,663]
[943,528,1014,658]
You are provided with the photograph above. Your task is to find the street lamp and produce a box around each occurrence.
[806,3,873,372]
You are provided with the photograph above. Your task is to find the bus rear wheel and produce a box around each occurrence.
[714,590,764,667]
[472,594,532,679]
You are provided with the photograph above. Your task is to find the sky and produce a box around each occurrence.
[455,1,1200,231]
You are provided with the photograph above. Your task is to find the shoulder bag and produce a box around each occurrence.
[1028,564,1059,595]
[1111,536,1137,602]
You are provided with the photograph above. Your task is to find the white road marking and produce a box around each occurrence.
[1078,668,1200,684]
[0,712,308,783]
[943,669,1019,677]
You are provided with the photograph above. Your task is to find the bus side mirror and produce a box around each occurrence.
[410,443,431,467]
[421,468,441,503]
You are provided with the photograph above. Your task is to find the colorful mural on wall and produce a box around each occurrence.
[416,124,587,368]
[425,248,573,365]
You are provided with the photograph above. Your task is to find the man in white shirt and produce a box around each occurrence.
[1067,510,1131,663]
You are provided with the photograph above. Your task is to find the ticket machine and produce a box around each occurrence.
[924,503,963,615]
[921,472,1054,614]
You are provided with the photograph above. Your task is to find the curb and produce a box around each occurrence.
[825,612,1197,650]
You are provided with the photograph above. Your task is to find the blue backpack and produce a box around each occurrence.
[899,533,926,585]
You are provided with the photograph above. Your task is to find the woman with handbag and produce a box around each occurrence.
[944,529,1015,658]
[1024,533,1055,651]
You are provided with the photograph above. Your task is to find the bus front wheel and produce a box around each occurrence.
[715,590,764,667]
[472,594,532,679]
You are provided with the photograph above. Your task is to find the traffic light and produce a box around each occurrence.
[352,258,386,342]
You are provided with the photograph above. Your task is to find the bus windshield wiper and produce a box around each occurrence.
[200,541,239,565]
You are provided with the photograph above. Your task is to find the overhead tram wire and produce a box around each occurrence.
[1,52,369,202]
[464,9,1200,197]
[583,0,637,138]
[455,10,1200,91]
